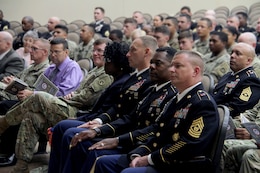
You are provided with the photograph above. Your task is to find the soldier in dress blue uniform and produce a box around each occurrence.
[89,7,110,38]
[48,36,157,173]
[93,50,219,173]
[212,42,260,118]
[64,47,178,173]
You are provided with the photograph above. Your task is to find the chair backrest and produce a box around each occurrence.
[211,105,230,173]
[202,73,215,94]
[77,58,94,72]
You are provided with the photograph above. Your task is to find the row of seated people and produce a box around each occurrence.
[5,10,260,78]
[0,33,259,172]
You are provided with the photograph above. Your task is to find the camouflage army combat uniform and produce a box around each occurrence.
[0,60,49,101]
[194,38,211,55]
[74,39,94,62]
[203,50,230,83]
[2,66,113,162]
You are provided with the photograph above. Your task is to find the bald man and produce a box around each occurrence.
[41,16,60,40]
[0,31,24,81]
[238,32,260,77]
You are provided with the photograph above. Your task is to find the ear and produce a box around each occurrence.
[193,66,201,77]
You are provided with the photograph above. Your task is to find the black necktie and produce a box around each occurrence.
[49,68,59,82]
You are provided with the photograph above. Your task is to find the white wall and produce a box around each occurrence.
[2,0,259,25]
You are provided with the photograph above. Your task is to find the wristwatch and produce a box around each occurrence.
[93,128,101,136]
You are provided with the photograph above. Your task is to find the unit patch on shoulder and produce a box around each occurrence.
[188,117,204,138]
[239,87,252,102]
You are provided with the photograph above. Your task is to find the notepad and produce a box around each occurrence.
[33,74,59,96]
[242,122,260,144]
[4,78,28,95]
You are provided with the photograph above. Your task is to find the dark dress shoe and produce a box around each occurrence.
[0,153,17,167]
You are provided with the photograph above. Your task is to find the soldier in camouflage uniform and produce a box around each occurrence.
[74,24,95,62]
[0,38,113,173]
[194,18,212,55]
[164,16,179,51]
[203,31,230,83]
[0,38,50,101]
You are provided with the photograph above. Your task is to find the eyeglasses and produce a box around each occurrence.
[31,46,44,52]
[92,49,104,54]
[50,50,64,55]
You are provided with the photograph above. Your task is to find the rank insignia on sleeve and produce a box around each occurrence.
[239,87,252,102]
[172,133,179,142]
[188,117,204,138]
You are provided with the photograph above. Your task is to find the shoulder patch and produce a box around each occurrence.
[246,69,257,77]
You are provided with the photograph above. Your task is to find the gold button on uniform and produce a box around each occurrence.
[160,123,164,127]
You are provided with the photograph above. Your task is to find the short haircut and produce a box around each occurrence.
[178,30,194,40]
[165,16,178,26]
[199,17,213,28]
[156,15,164,21]
[156,46,177,60]
[23,30,39,42]
[93,38,112,46]
[180,6,191,13]
[54,24,69,34]
[154,25,170,36]
[50,37,68,49]
[179,13,191,22]
[138,35,158,55]
[95,7,105,13]
[110,29,123,40]
[23,16,34,25]
[236,12,248,20]
[104,42,133,73]
[124,18,137,25]
[210,31,228,43]
[175,50,204,74]
[83,24,95,35]
[34,38,50,51]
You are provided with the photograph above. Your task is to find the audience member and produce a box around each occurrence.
[0,31,24,81]
[222,99,260,173]
[132,11,145,29]
[90,7,110,38]
[131,28,146,41]
[212,42,260,118]
[178,30,194,50]
[122,18,138,45]
[164,16,179,50]
[227,15,240,31]
[142,24,154,36]
[255,17,260,43]
[222,26,239,54]
[74,24,95,63]
[153,15,164,27]
[153,25,170,48]
[180,6,197,30]
[178,13,192,32]
[204,10,223,31]
[237,32,260,77]
[16,30,39,68]
[0,10,10,31]
[93,50,219,173]
[0,38,50,166]
[0,38,113,173]
[236,12,255,33]
[13,16,39,50]
[194,17,212,55]
[41,16,60,40]
[203,31,230,82]
[53,24,77,60]
[109,29,123,42]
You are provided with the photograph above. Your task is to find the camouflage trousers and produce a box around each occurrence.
[239,149,260,173]
[221,139,257,173]
[4,92,78,162]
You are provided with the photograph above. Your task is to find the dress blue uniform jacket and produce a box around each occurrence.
[95,69,153,124]
[212,66,260,117]
[126,84,219,170]
[98,81,177,137]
